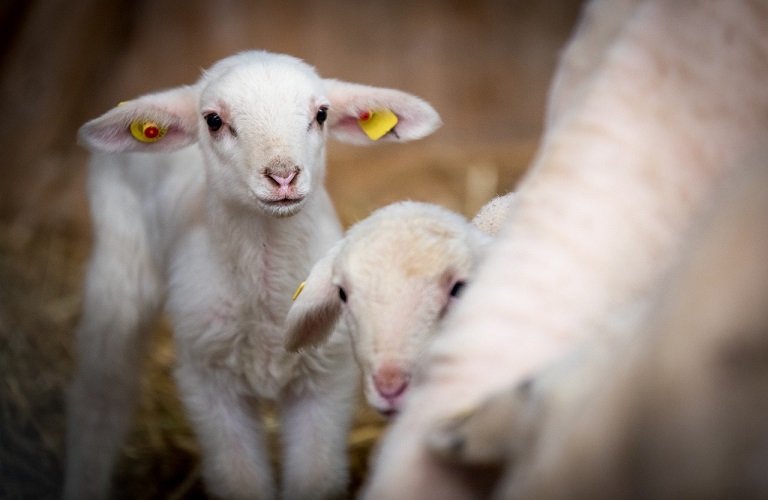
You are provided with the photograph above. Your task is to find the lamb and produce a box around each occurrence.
[283,201,499,417]
[63,50,441,500]
[362,1,768,498]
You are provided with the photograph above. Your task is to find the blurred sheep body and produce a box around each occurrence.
[64,50,441,500]
[431,153,768,499]
[284,201,496,416]
[363,1,768,498]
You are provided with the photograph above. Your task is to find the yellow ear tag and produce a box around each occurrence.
[130,120,167,143]
[292,281,306,301]
[358,109,398,140]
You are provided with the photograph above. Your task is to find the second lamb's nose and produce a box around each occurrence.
[269,171,296,188]
[373,364,410,400]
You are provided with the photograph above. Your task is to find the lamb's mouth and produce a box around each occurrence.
[377,408,400,419]
[264,196,304,206]
[257,195,307,216]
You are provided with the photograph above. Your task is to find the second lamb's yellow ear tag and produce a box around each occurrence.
[358,109,398,140]
[292,281,306,301]
[130,120,167,143]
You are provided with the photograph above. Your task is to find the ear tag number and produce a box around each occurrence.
[358,109,398,140]
[292,281,306,301]
[130,120,167,143]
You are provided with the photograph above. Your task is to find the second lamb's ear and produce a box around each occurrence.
[284,244,345,352]
[78,85,200,153]
[323,79,442,145]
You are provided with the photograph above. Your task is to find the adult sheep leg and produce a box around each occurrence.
[363,2,768,498]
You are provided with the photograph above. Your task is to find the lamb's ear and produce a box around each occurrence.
[323,79,442,145]
[78,85,199,153]
[471,193,517,237]
[284,245,344,352]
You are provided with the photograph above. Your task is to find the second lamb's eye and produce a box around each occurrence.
[316,106,328,125]
[449,281,466,298]
[338,286,347,303]
[205,113,223,132]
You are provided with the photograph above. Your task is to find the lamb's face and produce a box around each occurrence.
[333,205,489,417]
[198,54,329,217]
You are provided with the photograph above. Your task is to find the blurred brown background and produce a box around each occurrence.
[0,1,583,498]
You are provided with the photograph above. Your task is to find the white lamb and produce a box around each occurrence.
[284,201,501,416]
[63,50,441,500]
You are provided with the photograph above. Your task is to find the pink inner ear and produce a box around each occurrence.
[329,115,372,139]
[335,115,364,128]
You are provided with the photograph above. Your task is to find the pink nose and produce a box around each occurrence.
[269,171,296,187]
[373,364,410,399]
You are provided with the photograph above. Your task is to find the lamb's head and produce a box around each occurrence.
[285,201,493,416]
[194,52,331,216]
[78,50,442,217]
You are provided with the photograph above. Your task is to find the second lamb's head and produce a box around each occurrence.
[77,50,441,218]
[285,201,493,416]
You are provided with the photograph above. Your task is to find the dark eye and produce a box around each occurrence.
[449,281,466,298]
[338,286,347,303]
[316,106,328,125]
[205,113,223,132]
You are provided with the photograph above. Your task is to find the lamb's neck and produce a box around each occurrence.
[206,195,308,279]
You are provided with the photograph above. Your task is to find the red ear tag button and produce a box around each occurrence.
[143,124,160,139]
[130,120,167,143]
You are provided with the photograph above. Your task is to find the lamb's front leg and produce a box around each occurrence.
[278,349,358,500]
[175,362,275,500]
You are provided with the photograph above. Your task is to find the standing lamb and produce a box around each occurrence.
[362,1,768,498]
[284,201,498,416]
[63,50,441,500]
